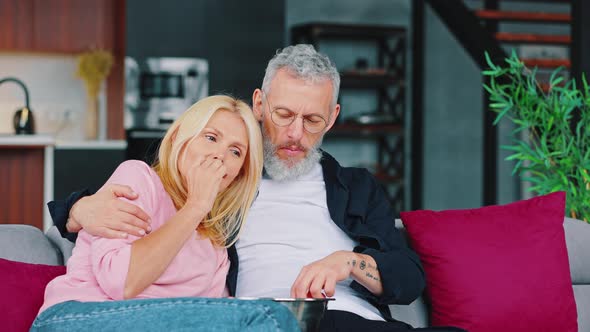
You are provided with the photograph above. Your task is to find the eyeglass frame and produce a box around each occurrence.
[260,90,331,134]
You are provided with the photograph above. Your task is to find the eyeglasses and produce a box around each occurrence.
[262,92,328,134]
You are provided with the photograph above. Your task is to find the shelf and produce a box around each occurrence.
[326,123,403,138]
[340,71,404,89]
[55,140,127,150]
[291,22,407,208]
[0,134,55,148]
[374,173,403,184]
[291,23,405,40]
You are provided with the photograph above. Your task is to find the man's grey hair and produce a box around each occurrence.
[261,44,340,107]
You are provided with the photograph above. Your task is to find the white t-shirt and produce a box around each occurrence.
[235,163,384,321]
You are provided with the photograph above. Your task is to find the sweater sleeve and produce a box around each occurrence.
[88,160,157,300]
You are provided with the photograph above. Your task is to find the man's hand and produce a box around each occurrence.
[290,251,355,298]
[68,184,151,239]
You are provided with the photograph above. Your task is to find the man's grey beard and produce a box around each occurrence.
[262,125,322,181]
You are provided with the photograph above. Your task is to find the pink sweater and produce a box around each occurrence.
[40,160,230,313]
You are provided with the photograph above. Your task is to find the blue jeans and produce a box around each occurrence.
[31,297,300,332]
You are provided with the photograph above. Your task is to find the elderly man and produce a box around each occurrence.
[50,45,463,332]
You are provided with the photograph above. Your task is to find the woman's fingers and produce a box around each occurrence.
[94,226,128,239]
[106,184,138,200]
[114,214,150,236]
[115,200,151,225]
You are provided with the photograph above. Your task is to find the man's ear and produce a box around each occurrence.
[325,104,341,132]
[252,89,264,121]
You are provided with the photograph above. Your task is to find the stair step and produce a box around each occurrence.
[475,10,571,23]
[499,0,571,3]
[539,82,566,93]
[495,32,571,45]
[522,58,571,69]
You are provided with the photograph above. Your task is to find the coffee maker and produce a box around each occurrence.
[125,57,209,130]
[124,57,208,163]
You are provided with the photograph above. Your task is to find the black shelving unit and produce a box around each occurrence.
[291,22,409,212]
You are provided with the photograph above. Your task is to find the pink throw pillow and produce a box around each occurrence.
[0,258,66,332]
[400,192,577,332]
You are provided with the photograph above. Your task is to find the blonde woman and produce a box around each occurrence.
[32,95,299,331]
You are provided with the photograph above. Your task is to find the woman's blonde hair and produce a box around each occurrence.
[153,95,263,247]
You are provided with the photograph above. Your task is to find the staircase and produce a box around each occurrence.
[476,5,572,86]
[422,0,575,205]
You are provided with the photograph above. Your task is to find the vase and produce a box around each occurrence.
[85,96,99,140]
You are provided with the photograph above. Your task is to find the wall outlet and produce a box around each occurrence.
[63,109,73,122]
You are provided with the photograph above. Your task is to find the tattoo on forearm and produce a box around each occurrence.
[366,272,380,282]
[347,259,357,268]
[359,260,366,270]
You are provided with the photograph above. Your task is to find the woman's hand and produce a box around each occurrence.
[184,155,226,215]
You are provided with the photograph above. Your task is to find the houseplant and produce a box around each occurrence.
[483,51,590,222]
[76,49,113,140]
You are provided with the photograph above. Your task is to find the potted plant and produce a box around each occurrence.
[483,51,590,222]
[76,49,113,140]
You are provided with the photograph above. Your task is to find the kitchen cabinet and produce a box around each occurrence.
[0,138,127,231]
[0,135,54,231]
[0,0,34,50]
[0,0,118,53]
[32,0,115,53]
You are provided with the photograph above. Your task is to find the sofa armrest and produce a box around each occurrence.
[0,225,62,265]
[46,226,75,264]
[564,217,590,284]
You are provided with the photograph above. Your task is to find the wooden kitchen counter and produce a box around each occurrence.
[0,134,55,231]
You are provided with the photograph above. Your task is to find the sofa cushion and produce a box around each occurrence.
[0,225,62,265]
[0,258,66,332]
[400,192,577,332]
[389,297,428,328]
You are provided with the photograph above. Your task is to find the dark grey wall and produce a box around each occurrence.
[285,0,531,210]
[54,149,126,200]
[286,0,414,210]
[126,0,285,100]
[126,0,566,210]
[423,4,486,209]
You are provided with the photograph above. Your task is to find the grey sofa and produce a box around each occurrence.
[1,218,589,330]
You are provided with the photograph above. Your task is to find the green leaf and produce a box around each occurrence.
[493,106,512,125]
[484,51,497,71]
[551,76,565,87]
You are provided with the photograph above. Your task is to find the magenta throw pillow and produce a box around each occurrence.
[0,258,66,332]
[400,191,577,332]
